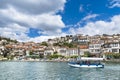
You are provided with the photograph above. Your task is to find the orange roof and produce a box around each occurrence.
[79,45,88,49]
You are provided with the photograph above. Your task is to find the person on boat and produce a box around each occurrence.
[87,61,90,65]
[76,61,80,64]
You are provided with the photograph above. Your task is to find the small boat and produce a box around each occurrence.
[68,57,104,68]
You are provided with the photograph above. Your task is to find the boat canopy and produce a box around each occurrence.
[80,57,104,61]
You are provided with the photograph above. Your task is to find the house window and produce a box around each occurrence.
[60,50,66,53]
[95,49,100,52]
[114,43,118,47]
[112,43,118,47]
[89,45,94,48]
[91,49,94,52]
[112,49,118,53]
[95,45,100,48]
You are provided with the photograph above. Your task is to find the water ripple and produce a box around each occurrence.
[0,62,120,80]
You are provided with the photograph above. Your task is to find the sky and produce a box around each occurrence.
[0,0,120,42]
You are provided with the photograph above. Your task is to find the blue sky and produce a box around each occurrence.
[0,0,120,42]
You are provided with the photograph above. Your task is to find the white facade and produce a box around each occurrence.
[44,50,54,56]
[66,48,78,56]
[56,47,79,57]
[89,44,101,54]
[103,42,120,53]
[80,49,89,55]
[57,48,67,56]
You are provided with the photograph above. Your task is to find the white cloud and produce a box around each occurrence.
[79,5,84,12]
[72,14,99,28]
[28,36,57,42]
[109,0,120,8]
[0,6,65,34]
[0,23,29,42]
[0,0,66,42]
[28,32,70,42]
[0,0,66,14]
[68,15,120,35]
[82,14,99,21]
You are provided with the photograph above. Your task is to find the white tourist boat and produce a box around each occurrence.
[68,57,104,68]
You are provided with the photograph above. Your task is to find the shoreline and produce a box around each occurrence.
[0,59,69,62]
[104,59,120,63]
[0,59,120,63]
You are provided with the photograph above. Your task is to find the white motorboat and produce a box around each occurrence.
[68,57,104,68]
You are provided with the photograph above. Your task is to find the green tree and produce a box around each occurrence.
[39,54,44,58]
[49,54,65,59]
[53,51,58,54]
[84,51,92,57]
[29,51,33,55]
[70,55,78,58]
[29,55,40,59]
[105,52,120,59]
[53,43,59,46]
[41,42,48,46]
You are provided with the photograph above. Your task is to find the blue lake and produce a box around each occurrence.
[0,62,120,80]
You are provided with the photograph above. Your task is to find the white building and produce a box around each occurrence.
[103,42,120,53]
[44,47,54,56]
[66,48,78,57]
[89,43,102,54]
[57,47,67,56]
[57,47,79,57]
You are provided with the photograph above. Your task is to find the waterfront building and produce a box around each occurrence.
[79,45,89,55]
[89,39,102,57]
[102,42,120,53]
[89,43,101,54]
[57,47,67,56]
[66,48,78,57]
[44,47,54,56]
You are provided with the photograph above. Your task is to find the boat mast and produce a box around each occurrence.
[77,46,81,60]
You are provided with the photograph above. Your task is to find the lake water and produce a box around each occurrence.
[0,62,120,80]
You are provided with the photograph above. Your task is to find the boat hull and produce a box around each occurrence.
[68,63,104,68]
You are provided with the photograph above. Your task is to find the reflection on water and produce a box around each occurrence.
[0,62,120,80]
